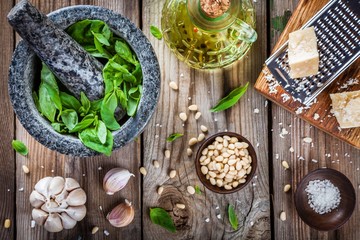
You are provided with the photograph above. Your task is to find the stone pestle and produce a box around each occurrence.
[7,0,104,101]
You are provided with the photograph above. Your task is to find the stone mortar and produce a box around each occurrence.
[8,5,161,157]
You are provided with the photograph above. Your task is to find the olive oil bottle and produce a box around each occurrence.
[161,0,257,69]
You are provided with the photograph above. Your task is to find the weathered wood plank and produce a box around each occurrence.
[14,0,142,239]
[0,0,16,239]
[142,0,270,239]
[269,0,360,239]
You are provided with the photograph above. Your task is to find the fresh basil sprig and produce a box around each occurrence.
[150,26,163,40]
[210,82,249,112]
[166,133,183,142]
[149,207,176,233]
[228,204,238,230]
[12,140,28,156]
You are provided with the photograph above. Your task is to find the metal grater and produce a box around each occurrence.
[265,0,360,105]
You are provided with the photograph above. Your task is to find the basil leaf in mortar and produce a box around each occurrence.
[150,25,163,40]
[96,120,108,144]
[228,204,238,230]
[39,83,57,122]
[60,92,81,112]
[12,140,28,156]
[210,82,249,113]
[52,123,67,133]
[79,128,113,156]
[101,92,121,131]
[115,40,138,65]
[69,114,95,133]
[149,207,176,233]
[61,109,78,131]
[32,91,41,112]
[166,133,183,142]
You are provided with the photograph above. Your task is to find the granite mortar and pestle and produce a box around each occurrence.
[7,0,160,156]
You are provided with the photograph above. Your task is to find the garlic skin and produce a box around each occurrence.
[103,168,135,195]
[29,177,87,232]
[106,199,135,227]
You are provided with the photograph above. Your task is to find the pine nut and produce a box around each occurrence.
[215,156,223,162]
[157,186,164,195]
[246,166,252,174]
[282,160,290,169]
[139,167,147,176]
[210,178,216,185]
[201,166,209,175]
[284,184,291,192]
[224,185,232,190]
[215,137,223,143]
[169,170,177,178]
[239,179,246,183]
[232,181,239,188]
[176,203,186,209]
[230,137,238,143]
[91,226,99,234]
[194,112,202,120]
[187,186,196,195]
[22,165,30,174]
[188,105,198,111]
[189,138,198,146]
[179,112,187,122]
[208,171,216,178]
[228,159,237,165]
[153,160,160,168]
[198,133,205,142]
[187,148,193,157]
[165,149,171,158]
[216,179,223,187]
[169,81,178,90]
[4,219,10,228]
[200,125,208,132]
[280,211,286,221]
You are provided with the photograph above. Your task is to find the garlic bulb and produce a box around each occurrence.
[106,199,135,227]
[103,168,135,195]
[29,176,87,232]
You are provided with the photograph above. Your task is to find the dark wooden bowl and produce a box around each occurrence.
[195,132,257,194]
[294,168,356,231]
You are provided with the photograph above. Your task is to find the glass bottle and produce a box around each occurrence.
[161,0,257,69]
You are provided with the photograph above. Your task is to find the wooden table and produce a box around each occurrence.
[0,0,359,239]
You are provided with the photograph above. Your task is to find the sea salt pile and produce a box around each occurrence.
[305,179,341,214]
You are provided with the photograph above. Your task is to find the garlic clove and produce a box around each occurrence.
[65,205,87,221]
[48,176,65,197]
[66,188,87,206]
[29,190,46,208]
[32,208,48,225]
[34,177,53,198]
[103,168,135,195]
[106,199,134,228]
[54,189,68,205]
[60,212,77,229]
[41,200,58,213]
[44,213,63,233]
[64,178,80,191]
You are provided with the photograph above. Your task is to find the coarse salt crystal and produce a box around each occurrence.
[31,220,36,228]
[305,179,341,214]
[279,128,288,138]
[313,113,320,120]
[253,108,260,114]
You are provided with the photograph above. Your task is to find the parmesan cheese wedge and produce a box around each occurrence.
[330,90,360,128]
[288,27,319,78]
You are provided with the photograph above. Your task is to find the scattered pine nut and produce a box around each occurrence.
[284,184,291,192]
[169,81,178,90]
[188,105,198,111]
[176,203,186,209]
[153,160,160,168]
[91,226,99,234]
[157,186,164,195]
[194,112,202,120]
[198,133,205,142]
[189,138,198,146]
[169,170,177,178]
[179,112,188,122]
[303,137,313,143]
[139,167,147,176]
[280,211,286,221]
[30,220,36,228]
[164,149,171,158]
[282,161,290,170]
[187,148,193,157]
[200,125,208,132]
[4,219,10,228]
[187,185,196,195]
[22,165,30,174]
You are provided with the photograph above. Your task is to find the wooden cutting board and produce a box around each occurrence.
[254,0,360,149]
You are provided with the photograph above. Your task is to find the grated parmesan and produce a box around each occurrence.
[305,179,341,214]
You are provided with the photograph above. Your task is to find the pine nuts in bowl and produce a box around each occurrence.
[195,132,257,194]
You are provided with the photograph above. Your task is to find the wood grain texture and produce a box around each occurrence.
[267,0,360,239]
[142,0,270,239]
[0,0,15,239]
[255,0,360,148]
[14,0,142,239]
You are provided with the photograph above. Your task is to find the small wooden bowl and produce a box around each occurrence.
[294,168,356,231]
[195,132,257,194]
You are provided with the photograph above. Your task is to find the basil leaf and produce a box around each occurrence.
[90,99,103,112]
[44,84,62,112]
[60,92,81,111]
[69,114,95,133]
[116,89,128,110]
[66,20,94,45]
[228,204,238,230]
[79,128,113,156]
[149,207,176,233]
[127,85,142,117]
[12,140,28,156]
[150,26,163,40]
[100,92,120,131]
[40,63,59,91]
[210,82,249,112]
[61,109,78,131]
[195,185,202,195]
[92,31,110,46]
[115,40,137,65]
[52,123,68,133]
[102,23,111,40]
[39,83,56,122]
[32,91,41,112]
[79,92,91,116]
[166,133,183,142]
[96,120,107,144]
